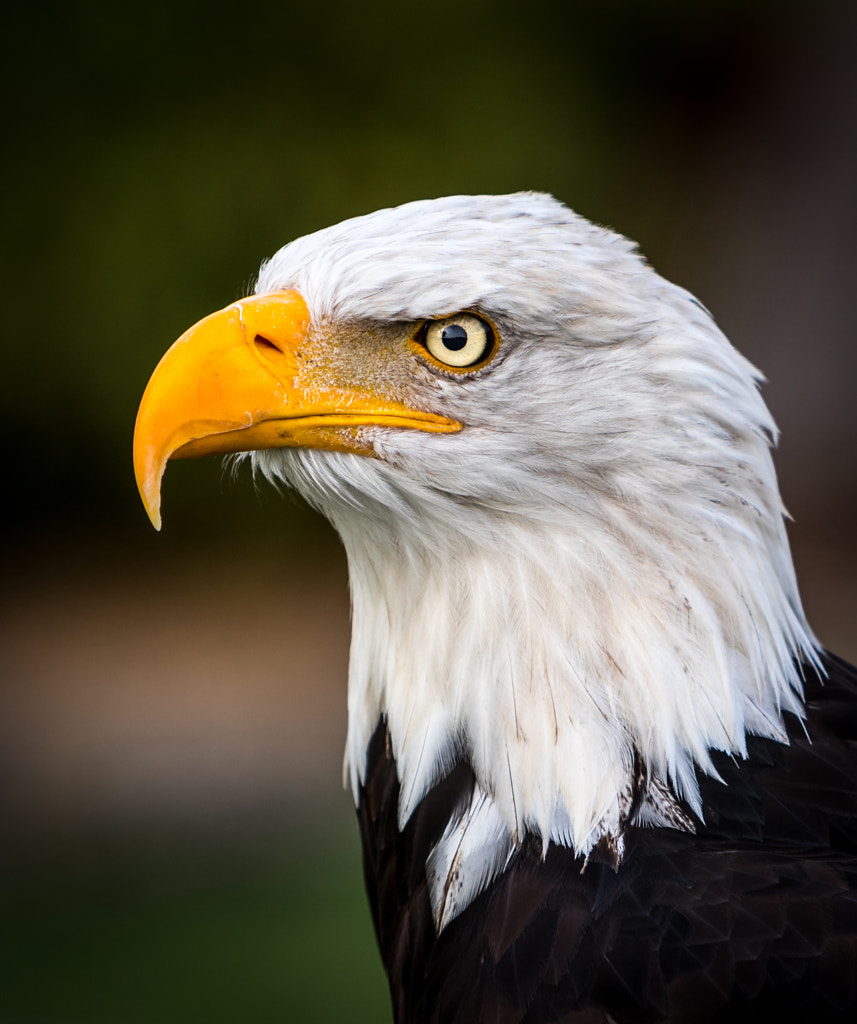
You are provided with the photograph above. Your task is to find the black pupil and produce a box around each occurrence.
[441,324,468,351]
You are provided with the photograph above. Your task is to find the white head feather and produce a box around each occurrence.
[251,193,818,919]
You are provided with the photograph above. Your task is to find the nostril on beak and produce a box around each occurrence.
[254,334,283,356]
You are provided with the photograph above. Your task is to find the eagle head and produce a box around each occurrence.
[134,193,817,925]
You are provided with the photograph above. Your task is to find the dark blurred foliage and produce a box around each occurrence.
[2,1,857,1022]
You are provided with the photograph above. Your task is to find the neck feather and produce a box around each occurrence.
[329,463,817,856]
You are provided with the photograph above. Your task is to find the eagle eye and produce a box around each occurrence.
[422,313,494,369]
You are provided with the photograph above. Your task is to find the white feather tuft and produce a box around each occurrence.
[426,784,516,931]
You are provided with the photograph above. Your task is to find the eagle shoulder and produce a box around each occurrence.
[357,652,857,1023]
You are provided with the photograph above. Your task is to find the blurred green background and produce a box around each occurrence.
[2,1,856,1021]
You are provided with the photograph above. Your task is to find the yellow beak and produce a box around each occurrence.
[133,290,460,529]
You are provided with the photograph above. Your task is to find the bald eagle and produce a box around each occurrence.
[134,194,857,1022]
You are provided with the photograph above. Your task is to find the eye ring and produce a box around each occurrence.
[420,313,496,369]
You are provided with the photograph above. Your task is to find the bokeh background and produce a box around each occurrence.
[2,1,856,1021]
